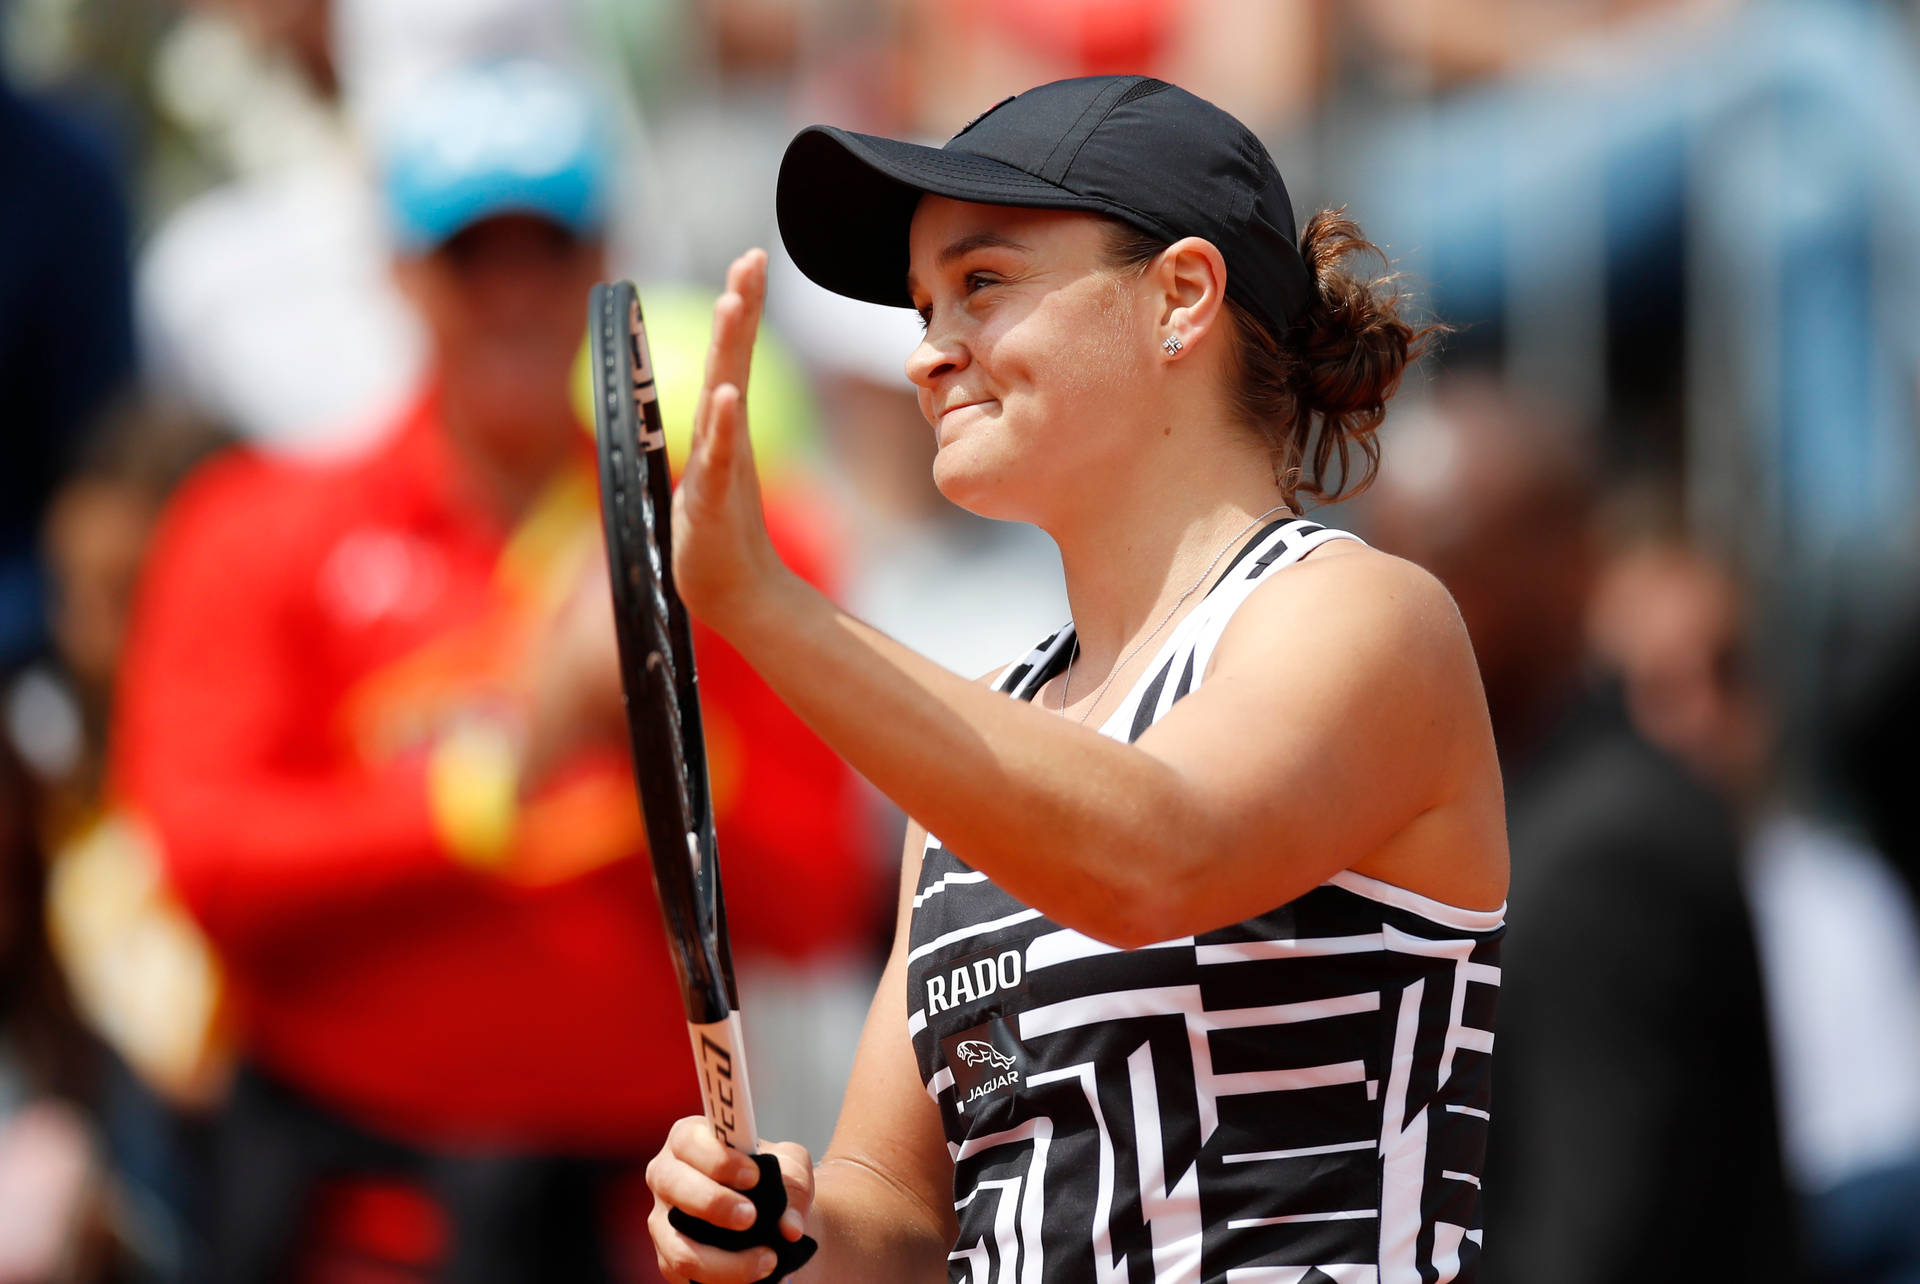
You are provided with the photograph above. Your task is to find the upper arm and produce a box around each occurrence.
[818,820,957,1249]
[1132,546,1505,916]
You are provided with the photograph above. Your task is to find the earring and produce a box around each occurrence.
[1162,335,1184,355]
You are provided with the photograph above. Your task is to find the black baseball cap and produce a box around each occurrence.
[776,75,1314,339]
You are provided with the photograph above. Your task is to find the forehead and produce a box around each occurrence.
[906,197,1109,272]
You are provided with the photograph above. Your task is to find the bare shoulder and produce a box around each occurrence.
[1214,539,1476,685]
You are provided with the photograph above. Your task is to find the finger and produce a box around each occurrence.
[691,290,747,445]
[666,1116,762,1187]
[679,386,735,527]
[723,249,768,394]
[646,1155,760,1232]
[701,384,743,475]
[653,1221,780,1284]
[710,383,769,521]
[706,252,766,404]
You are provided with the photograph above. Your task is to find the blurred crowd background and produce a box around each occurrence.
[4,0,1920,1280]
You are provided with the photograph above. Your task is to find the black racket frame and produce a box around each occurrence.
[589,280,739,1029]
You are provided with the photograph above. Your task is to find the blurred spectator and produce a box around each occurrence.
[10,400,238,1283]
[0,737,118,1282]
[110,60,868,1282]
[138,0,685,457]
[1837,588,1920,916]
[0,58,136,672]
[1363,378,1800,1283]
[32,402,236,817]
[1339,0,1920,569]
[887,0,1332,138]
[136,0,427,457]
[1598,540,1920,1283]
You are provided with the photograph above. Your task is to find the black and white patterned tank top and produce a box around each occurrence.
[905,517,1504,1284]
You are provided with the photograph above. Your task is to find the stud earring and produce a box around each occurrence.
[1162,335,1184,355]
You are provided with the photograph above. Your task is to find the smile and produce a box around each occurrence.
[935,400,994,442]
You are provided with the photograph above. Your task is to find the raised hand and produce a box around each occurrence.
[673,249,795,637]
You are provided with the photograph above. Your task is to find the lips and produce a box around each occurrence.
[936,401,998,445]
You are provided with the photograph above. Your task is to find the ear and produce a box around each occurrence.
[1147,236,1230,356]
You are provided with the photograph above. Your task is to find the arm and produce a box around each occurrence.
[675,253,1505,948]
[112,460,471,960]
[801,820,957,1278]
[648,823,955,1284]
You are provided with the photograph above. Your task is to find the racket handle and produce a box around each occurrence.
[667,1152,819,1281]
[687,1013,759,1156]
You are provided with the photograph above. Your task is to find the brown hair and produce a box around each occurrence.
[1105,209,1442,506]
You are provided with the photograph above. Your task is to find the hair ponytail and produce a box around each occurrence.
[1105,208,1442,507]
[1280,208,1436,503]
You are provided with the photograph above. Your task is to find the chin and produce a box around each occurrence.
[931,448,1039,524]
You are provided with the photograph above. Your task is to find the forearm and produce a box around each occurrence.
[722,573,1206,946]
[132,763,467,958]
[800,1157,951,1284]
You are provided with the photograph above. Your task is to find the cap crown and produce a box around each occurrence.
[952,76,1309,331]
[775,74,1314,337]
[380,59,609,250]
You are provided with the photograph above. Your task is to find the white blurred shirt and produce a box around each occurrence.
[1747,814,1920,1192]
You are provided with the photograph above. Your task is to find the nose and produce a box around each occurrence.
[906,323,968,392]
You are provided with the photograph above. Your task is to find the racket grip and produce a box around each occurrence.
[667,1153,818,1281]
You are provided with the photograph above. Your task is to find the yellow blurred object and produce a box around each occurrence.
[571,282,818,481]
[427,720,521,871]
[46,813,234,1108]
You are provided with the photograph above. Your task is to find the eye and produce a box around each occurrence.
[963,271,1001,295]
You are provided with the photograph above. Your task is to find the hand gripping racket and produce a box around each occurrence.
[590,281,815,1280]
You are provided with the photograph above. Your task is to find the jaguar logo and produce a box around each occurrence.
[955,1040,1015,1072]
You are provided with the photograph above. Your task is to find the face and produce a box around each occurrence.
[904,197,1158,522]
[46,480,155,701]
[396,214,606,467]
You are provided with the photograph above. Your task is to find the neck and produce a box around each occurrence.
[438,391,577,525]
[1049,448,1290,679]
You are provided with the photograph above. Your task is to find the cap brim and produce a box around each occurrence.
[776,126,1118,310]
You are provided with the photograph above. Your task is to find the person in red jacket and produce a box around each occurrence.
[111,59,869,1283]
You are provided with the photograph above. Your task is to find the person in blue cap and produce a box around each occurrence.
[111,57,866,1282]
[379,58,614,513]
[644,76,1508,1284]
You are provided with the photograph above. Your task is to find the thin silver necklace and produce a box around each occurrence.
[1061,504,1290,726]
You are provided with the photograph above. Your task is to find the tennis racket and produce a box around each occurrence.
[589,280,814,1278]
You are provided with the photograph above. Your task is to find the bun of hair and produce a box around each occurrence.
[1099,209,1440,506]
[1289,209,1438,502]
[1221,208,1439,505]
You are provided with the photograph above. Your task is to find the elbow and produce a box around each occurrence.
[1063,835,1216,951]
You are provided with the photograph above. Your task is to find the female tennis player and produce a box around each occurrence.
[646,75,1508,1283]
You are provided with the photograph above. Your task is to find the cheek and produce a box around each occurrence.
[984,299,1135,417]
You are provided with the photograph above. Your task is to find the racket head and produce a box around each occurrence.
[589,280,731,1026]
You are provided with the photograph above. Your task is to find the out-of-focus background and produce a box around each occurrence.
[2,0,1919,1280]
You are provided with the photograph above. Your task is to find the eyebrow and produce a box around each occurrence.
[905,231,1031,298]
